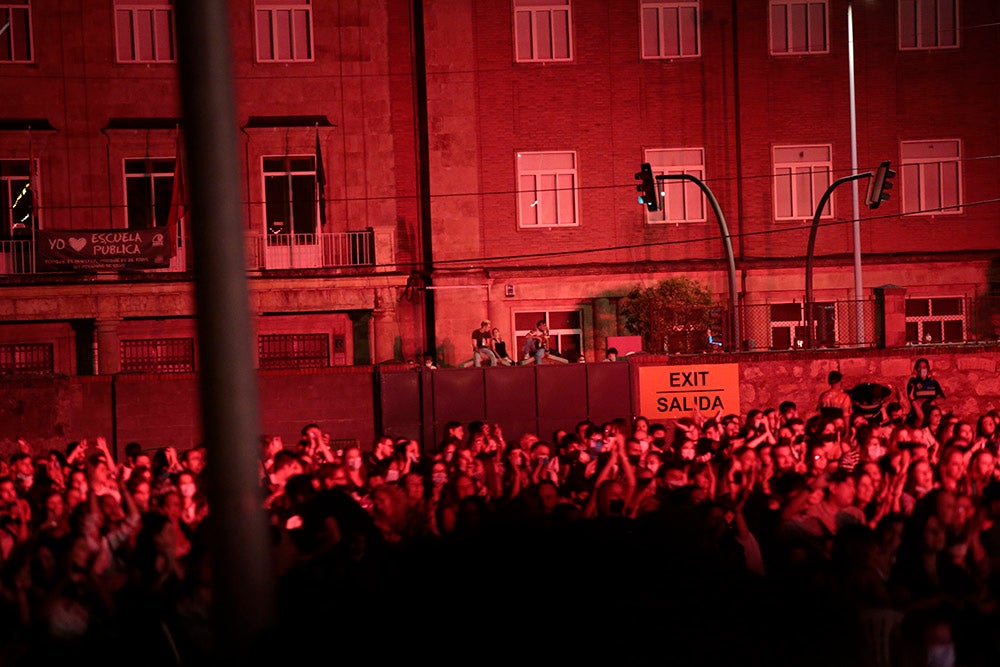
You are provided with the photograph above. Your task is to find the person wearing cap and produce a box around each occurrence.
[472,319,498,367]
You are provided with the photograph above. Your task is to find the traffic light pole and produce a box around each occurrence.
[656,174,740,351]
[805,172,870,348]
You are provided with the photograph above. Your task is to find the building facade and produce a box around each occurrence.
[1,0,998,377]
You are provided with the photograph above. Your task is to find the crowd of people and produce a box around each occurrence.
[1,358,999,665]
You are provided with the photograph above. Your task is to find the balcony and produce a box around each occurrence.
[245,229,394,272]
[0,229,393,275]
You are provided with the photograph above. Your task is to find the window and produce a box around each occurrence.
[641,1,699,59]
[514,0,572,62]
[121,338,195,373]
[125,158,175,229]
[115,0,175,63]
[905,296,965,344]
[514,310,582,361]
[255,0,313,62]
[900,140,961,215]
[899,0,958,49]
[258,333,329,369]
[773,145,832,220]
[0,342,52,375]
[770,1,828,55]
[263,155,321,240]
[516,151,578,228]
[0,1,32,62]
[644,148,705,223]
[1,159,33,240]
[769,301,835,349]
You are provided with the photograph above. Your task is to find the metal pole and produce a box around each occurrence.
[806,173,869,348]
[174,0,274,659]
[657,174,740,350]
[848,3,865,339]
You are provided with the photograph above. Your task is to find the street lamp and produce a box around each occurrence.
[655,174,740,351]
[848,1,864,339]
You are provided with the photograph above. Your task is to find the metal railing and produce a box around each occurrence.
[120,338,196,373]
[0,342,54,375]
[0,229,385,275]
[246,230,379,270]
[258,333,330,370]
[0,239,33,274]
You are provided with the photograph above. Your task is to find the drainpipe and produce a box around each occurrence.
[412,0,435,355]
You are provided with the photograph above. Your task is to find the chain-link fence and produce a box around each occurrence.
[905,294,1000,345]
[650,294,1000,354]
[636,299,883,353]
[740,299,879,351]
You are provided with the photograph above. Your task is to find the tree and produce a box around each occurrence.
[619,277,717,354]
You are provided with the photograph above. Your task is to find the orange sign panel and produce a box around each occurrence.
[638,364,740,420]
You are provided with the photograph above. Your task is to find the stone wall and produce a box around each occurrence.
[733,345,1000,422]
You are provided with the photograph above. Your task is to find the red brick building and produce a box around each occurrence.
[2,0,998,376]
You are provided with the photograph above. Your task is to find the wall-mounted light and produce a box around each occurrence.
[505,284,515,297]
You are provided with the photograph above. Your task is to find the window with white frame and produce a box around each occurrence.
[899,0,958,50]
[900,140,961,215]
[513,310,582,361]
[0,1,32,62]
[514,0,572,62]
[125,158,174,229]
[516,151,578,228]
[263,155,320,241]
[255,0,313,62]
[641,0,700,59]
[905,296,965,344]
[1,159,33,239]
[769,301,835,349]
[644,148,706,224]
[114,0,175,63]
[769,0,828,55]
[773,145,832,220]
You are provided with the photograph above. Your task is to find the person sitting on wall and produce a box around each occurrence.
[490,327,515,366]
[521,320,549,365]
[472,320,499,367]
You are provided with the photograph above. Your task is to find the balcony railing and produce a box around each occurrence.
[245,230,392,271]
[0,229,392,275]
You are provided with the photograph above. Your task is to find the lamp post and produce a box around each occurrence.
[848,1,865,339]
[805,173,870,347]
[656,174,740,351]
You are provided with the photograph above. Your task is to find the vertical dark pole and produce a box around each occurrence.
[174,0,274,658]
[412,0,435,356]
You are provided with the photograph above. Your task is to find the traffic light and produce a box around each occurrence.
[866,160,895,209]
[635,162,658,212]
